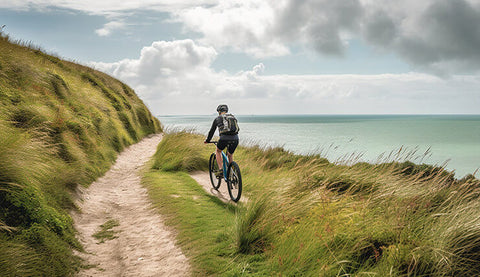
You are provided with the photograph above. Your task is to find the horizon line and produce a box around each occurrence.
[157,113,480,117]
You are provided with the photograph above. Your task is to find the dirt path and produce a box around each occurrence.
[190,171,248,203]
[72,134,190,277]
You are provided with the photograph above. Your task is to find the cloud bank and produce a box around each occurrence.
[175,0,480,75]
[2,0,480,74]
[92,39,480,115]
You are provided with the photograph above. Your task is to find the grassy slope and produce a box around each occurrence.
[0,35,161,276]
[144,131,480,276]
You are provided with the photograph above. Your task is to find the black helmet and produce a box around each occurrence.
[216,104,228,113]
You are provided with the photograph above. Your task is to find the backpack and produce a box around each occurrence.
[219,114,240,135]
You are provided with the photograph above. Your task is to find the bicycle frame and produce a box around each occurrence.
[220,150,228,181]
[208,141,229,181]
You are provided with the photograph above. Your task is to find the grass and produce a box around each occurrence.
[145,130,480,276]
[142,171,269,276]
[0,32,161,276]
[92,219,120,243]
[151,130,210,172]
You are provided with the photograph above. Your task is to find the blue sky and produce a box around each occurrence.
[0,8,183,62]
[1,1,479,115]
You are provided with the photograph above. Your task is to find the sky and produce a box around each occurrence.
[1,0,480,115]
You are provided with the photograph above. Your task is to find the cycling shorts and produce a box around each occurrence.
[217,139,239,154]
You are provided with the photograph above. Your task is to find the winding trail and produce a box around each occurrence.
[72,134,190,277]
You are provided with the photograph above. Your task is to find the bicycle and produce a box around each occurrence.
[206,141,242,202]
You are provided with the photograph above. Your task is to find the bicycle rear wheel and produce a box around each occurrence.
[227,161,242,202]
[209,153,221,190]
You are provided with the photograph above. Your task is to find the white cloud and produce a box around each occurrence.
[91,39,480,115]
[92,39,218,96]
[174,0,289,58]
[95,21,126,36]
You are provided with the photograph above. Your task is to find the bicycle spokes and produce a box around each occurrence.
[227,162,242,202]
[230,172,238,189]
[209,153,221,190]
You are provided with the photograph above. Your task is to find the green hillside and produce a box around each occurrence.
[0,34,161,276]
[144,131,480,276]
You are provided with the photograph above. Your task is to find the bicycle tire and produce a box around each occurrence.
[227,161,242,202]
[209,153,221,190]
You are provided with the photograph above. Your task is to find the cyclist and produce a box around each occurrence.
[204,104,239,178]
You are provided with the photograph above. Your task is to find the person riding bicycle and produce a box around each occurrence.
[204,104,239,178]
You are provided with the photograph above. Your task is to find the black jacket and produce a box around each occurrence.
[205,115,239,142]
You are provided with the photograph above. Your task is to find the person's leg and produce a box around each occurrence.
[227,152,233,164]
[226,140,238,164]
[216,140,229,171]
[216,147,223,170]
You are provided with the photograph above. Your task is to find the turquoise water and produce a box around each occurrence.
[158,115,480,178]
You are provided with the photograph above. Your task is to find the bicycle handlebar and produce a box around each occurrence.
[205,141,218,145]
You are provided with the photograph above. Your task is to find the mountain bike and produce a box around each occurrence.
[207,142,242,202]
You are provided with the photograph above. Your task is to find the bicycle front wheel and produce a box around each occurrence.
[209,153,221,190]
[227,161,242,202]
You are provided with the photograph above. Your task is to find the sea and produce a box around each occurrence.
[157,114,480,178]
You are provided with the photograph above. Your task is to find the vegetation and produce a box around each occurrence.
[152,131,209,172]
[92,219,120,243]
[0,33,161,276]
[145,131,480,276]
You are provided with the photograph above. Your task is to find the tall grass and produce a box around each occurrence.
[147,131,480,276]
[234,139,480,276]
[0,36,161,276]
[151,131,209,172]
